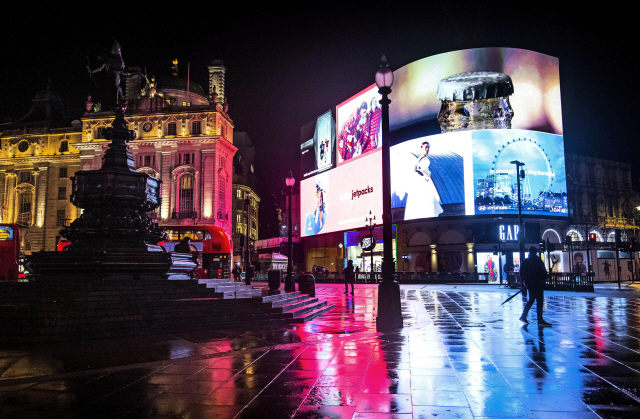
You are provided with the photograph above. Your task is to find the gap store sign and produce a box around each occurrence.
[499,224,520,242]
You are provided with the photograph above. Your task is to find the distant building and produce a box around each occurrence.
[231,132,260,266]
[564,153,638,242]
[0,84,83,253]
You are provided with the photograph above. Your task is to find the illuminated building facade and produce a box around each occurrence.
[0,85,83,253]
[77,60,237,237]
[1,60,240,253]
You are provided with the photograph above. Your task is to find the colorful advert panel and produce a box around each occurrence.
[301,111,336,179]
[301,150,382,237]
[390,129,567,221]
[389,47,562,142]
[336,85,382,167]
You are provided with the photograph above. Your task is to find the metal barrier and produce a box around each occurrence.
[547,273,594,292]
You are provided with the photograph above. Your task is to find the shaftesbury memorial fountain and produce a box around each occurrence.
[27,41,191,280]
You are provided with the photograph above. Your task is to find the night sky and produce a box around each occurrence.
[1,3,635,232]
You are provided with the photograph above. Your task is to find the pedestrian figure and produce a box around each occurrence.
[344,260,355,295]
[232,265,241,282]
[355,266,360,282]
[245,263,254,286]
[520,246,551,326]
[174,237,191,254]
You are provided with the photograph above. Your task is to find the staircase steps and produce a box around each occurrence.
[0,280,335,344]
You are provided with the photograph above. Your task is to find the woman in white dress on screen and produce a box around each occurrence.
[404,141,443,220]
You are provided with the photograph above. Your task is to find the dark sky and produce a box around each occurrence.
[1,3,636,211]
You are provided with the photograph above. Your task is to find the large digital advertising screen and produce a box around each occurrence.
[336,85,382,167]
[301,47,566,237]
[301,111,336,179]
[390,47,567,221]
[301,150,382,237]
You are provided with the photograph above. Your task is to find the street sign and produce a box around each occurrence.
[361,235,377,251]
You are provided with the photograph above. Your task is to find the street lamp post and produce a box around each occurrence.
[285,171,295,292]
[365,210,376,283]
[510,160,526,276]
[244,193,251,285]
[375,56,403,331]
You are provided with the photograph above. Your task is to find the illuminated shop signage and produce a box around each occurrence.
[499,224,520,242]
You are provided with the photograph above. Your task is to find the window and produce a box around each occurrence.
[58,187,67,200]
[20,172,32,183]
[96,127,105,139]
[59,140,69,153]
[59,167,68,178]
[179,175,194,217]
[237,214,241,223]
[56,209,66,226]
[167,122,177,136]
[18,140,29,153]
[191,121,201,135]
[144,155,151,167]
[236,189,242,198]
[20,193,32,215]
[183,154,190,165]
[218,176,226,213]
[182,101,191,106]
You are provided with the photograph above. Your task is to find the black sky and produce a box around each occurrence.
[1,2,636,210]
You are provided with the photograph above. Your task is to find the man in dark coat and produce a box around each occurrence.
[344,260,355,295]
[520,246,551,326]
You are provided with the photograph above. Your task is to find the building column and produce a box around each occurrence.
[430,244,437,273]
[36,166,48,229]
[6,173,16,223]
[0,170,5,223]
[466,243,475,273]
[161,150,173,220]
[202,150,215,220]
[31,171,39,227]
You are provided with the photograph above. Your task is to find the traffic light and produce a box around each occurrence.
[615,229,622,250]
[492,245,499,255]
[630,237,637,252]
[539,240,546,253]
[588,233,597,245]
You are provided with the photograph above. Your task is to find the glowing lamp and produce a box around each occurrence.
[375,55,394,89]
[286,172,295,187]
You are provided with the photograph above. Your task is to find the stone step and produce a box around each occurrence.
[292,304,336,323]
[273,297,320,313]
[285,301,328,318]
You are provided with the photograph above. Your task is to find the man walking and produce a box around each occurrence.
[344,260,355,295]
[520,246,552,326]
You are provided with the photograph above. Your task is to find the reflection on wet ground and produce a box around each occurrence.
[1,284,639,418]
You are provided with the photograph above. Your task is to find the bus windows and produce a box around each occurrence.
[165,230,212,241]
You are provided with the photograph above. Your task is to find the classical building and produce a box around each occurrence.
[564,153,638,242]
[76,60,237,237]
[0,85,83,253]
[1,59,243,254]
[231,132,260,266]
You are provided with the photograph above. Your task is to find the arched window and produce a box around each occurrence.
[179,175,194,218]
[17,193,32,226]
[218,175,226,216]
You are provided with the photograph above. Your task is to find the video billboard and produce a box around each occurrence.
[301,47,567,237]
[301,111,336,179]
[390,47,567,221]
[301,149,382,237]
[336,85,382,166]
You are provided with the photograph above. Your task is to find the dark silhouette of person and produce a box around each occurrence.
[604,260,611,280]
[344,259,355,295]
[232,265,241,282]
[245,263,254,286]
[174,237,191,254]
[520,246,552,326]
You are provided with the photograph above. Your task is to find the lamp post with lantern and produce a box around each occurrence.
[375,56,403,330]
[364,210,377,283]
[285,171,296,292]
[510,160,525,275]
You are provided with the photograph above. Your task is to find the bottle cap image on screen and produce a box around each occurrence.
[437,71,515,133]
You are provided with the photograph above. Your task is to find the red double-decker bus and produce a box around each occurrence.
[0,224,21,282]
[159,225,233,279]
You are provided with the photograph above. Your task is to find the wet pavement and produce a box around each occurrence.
[1,283,640,418]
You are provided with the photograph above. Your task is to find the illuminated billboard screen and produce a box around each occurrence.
[301,47,566,237]
[301,111,336,179]
[336,85,382,166]
[301,150,382,237]
[390,47,567,221]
